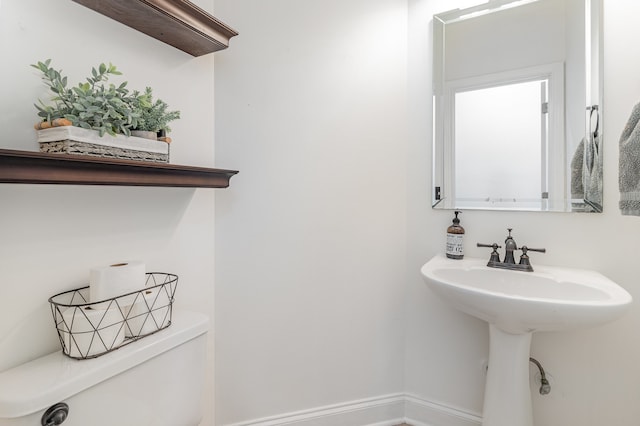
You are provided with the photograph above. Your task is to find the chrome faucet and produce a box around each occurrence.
[477,228,546,272]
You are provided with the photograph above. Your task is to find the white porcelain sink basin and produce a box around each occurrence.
[421,254,632,426]
[421,254,632,334]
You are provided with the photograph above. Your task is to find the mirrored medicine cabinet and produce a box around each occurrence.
[432,0,603,212]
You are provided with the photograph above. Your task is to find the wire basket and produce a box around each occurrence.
[49,273,178,360]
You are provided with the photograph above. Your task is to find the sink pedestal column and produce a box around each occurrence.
[482,325,533,426]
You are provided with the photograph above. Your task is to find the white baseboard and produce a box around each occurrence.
[224,393,405,426]
[223,393,482,426]
[404,394,482,426]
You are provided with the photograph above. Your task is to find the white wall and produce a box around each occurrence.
[216,0,640,426]
[0,0,219,424]
[213,0,408,424]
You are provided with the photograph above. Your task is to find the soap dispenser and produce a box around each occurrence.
[446,211,465,259]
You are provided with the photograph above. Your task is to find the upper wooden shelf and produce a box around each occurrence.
[72,0,238,56]
[0,149,238,188]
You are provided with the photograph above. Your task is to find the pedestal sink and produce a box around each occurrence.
[421,255,632,426]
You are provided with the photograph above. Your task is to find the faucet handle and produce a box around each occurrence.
[518,245,546,271]
[477,243,501,249]
[477,242,502,264]
[521,246,546,254]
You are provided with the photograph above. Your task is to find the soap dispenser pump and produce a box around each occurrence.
[446,211,465,259]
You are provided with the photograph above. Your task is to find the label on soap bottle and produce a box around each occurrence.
[446,233,464,259]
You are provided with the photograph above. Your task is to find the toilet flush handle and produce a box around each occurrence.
[41,402,69,426]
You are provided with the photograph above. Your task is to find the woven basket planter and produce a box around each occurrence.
[37,126,169,163]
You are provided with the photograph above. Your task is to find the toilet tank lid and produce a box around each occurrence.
[0,310,208,419]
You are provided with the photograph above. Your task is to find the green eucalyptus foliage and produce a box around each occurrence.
[130,87,180,133]
[32,59,180,137]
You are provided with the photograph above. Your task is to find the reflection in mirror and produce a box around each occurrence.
[455,79,546,210]
[432,0,602,212]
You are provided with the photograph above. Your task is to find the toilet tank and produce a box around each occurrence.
[0,311,208,426]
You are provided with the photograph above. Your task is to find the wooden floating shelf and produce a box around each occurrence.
[72,0,238,56]
[0,149,238,188]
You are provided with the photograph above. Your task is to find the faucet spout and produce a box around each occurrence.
[503,228,517,264]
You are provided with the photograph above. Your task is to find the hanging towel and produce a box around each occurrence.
[570,138,584,199]
[571,107,602,212]
[584,131,602,212]
[619,102,640,215]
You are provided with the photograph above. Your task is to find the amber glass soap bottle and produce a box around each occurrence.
[445,210,465,259]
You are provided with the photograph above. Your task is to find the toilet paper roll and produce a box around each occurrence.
[62,304,125,358]
[124,287,172,337]
[90,261,146,303]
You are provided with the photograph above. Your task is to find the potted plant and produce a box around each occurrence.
[32,59,180,163]
[129,87,180,141]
